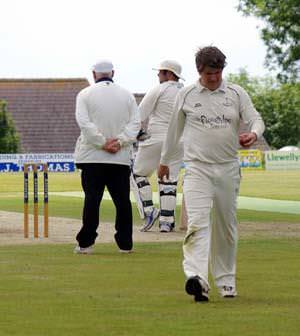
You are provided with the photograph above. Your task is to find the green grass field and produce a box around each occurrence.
[0,170,299,335]
[0,240,299,336]
[0,170,300,223]
[1,169,300,200]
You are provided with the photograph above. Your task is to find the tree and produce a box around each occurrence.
[227,69,300,148]
[255,83,300,148]
[238,0,300,82]
[0,100,20,153]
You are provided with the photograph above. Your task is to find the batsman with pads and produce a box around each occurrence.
[133,60,184,233]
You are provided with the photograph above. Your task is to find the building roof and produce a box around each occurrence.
[0,78,89,153]
[0,79,269,153]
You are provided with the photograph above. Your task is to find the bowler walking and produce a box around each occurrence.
[158,47,265,301]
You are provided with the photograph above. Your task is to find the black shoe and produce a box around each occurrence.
[185,276,209,302]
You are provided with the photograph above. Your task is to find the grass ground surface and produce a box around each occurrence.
[0,170,300,223]
[1,169,300,199]
[0,239,299,336]
[0,170,299,335]
[1,196,300,224]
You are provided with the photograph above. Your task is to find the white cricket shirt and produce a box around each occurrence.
[138,80,183,145]
[161,80,265,164]
[74,80,140,165]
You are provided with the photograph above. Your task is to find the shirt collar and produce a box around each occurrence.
[195,79,226,93]
[96,77,114,83]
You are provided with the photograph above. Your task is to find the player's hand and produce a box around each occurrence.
[239,132,257,148]
[158,164,170,181]
[103,138,121,153]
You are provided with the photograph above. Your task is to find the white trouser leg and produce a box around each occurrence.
[133,142,162,177]
[182,163,214,288]
[210,162,240,288]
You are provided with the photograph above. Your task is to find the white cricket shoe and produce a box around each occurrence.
[219,286,237,298]
[74,245,93,255]
[140,208,159,232]
[159,222,173,233]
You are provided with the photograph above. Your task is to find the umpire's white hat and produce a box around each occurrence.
[92,59,114,73]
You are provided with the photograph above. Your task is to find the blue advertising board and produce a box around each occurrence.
[0,153,75,172]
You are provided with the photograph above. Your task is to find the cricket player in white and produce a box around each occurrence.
[158,47,265,301]
[133,60,184,233]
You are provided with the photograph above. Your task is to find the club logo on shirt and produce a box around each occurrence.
[198,114,232,129]
[194,102,202,108]
[223,97,233,107]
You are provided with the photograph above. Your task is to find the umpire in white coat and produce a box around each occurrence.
[74,60,140,254]
[158,47,265,301]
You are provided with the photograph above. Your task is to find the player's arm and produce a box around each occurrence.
[158,94,185,180]
[238,86,265,147]
[116,94,140,147]
[136,86,161,141]
[75,92,106,148]
[138,86,160,122]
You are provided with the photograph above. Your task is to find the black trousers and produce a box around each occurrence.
[76,163,133,250]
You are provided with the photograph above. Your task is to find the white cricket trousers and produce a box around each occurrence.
[182,160,241,289]
[134,141,183,179]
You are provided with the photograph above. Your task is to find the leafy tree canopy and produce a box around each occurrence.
[238,0,300,82]
[227,69,300,148]
[0,100,20,153]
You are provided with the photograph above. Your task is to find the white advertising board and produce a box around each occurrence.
[265,151,300,170]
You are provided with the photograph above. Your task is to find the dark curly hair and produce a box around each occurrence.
[195,46,227,73]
